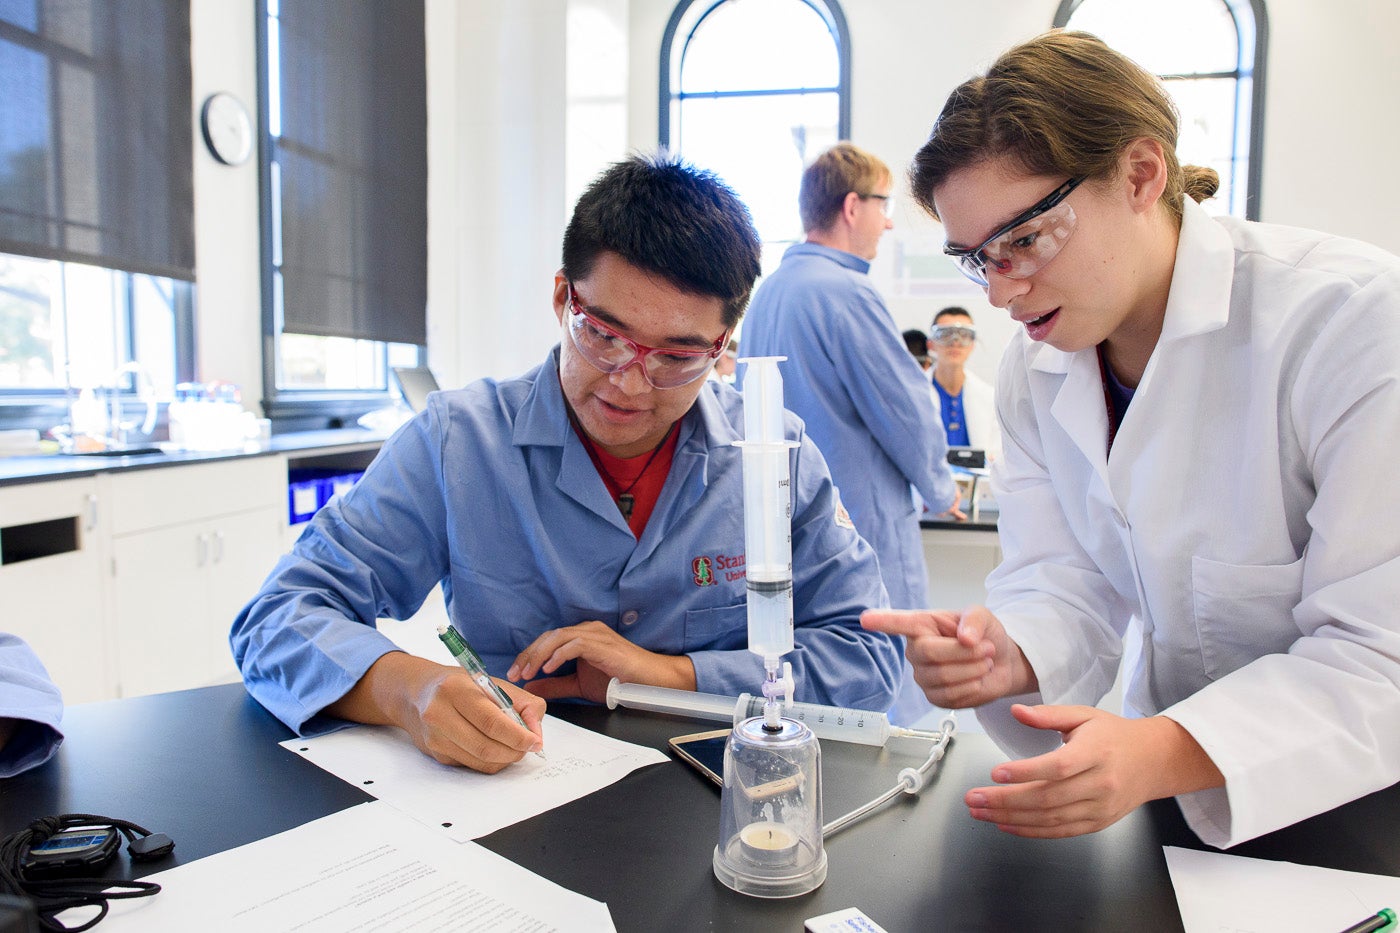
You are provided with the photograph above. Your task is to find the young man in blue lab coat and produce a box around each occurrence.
[232,154,902,774]
[741,142,960,725]
[0,633,63,777]
[927,306,1001,461]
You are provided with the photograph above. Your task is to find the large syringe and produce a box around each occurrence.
[734,356,801,728]
[605,679,942,747]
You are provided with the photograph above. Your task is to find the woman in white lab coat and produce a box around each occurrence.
[864,30,1400,849]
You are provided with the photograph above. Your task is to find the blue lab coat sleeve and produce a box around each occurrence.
[231,351,902,734]
[0,633,64,777]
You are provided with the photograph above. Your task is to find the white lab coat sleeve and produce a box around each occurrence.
[231,406,453,734]
[1160,269,1400,847]
[0,632,64,777]
[973,349,1134,757]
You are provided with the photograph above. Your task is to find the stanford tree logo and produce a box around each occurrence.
[692,556,715,587]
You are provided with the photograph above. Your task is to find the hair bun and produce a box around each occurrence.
[1182,164,1220,203]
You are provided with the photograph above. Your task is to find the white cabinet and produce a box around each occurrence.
[104,458,286,697]
[0,477,112,703]
[922,524,1001,610]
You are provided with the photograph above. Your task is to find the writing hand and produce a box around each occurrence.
[508,620,696,702]
[326,651,546,774]
[860,605,1034,707]
[964,704,1224,838]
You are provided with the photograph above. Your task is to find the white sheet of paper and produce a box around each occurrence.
[89,802,614,932]
[1164,845,1400,933]
[281,714,668,840]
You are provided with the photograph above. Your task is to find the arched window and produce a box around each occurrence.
[660,0,850,257]
[1054,0,1268,219]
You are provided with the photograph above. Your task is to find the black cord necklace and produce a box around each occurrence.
[566,405,675,521]
[610,428,673,521]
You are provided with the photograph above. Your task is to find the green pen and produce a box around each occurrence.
[437,624,545,760]
[1337,908,1397,933]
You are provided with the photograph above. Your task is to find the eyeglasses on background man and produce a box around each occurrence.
[860,192,896,219]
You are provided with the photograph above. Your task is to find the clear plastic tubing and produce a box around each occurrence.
[734,356,800,669]
[605,679,906,747]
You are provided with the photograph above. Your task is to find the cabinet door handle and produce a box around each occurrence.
[196,532,209,567]
[85,494,98,532]
[212,529,225,563]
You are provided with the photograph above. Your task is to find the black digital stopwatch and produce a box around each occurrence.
[21,825,121,876]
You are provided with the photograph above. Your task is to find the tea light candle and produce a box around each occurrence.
[738,821,799,865]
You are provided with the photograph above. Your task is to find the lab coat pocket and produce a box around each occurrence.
[683,602,749,653]
[452,564,556,652]
[1190,554,1305,681]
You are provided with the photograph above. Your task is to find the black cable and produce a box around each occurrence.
[0,814,170,932]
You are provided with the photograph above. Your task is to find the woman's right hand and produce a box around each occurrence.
[861,606,1036,708]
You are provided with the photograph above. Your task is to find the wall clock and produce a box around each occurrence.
[200,92,253,166]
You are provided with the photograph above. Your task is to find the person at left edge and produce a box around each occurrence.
[231,153,902,774]
[0,632,64,777]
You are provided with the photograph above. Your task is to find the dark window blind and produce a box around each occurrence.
[0,0,194,281]
[274,0,427,346]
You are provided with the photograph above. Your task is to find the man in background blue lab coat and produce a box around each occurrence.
[742,142,958,724]
[232,154,901,774]
[0,633,63,777]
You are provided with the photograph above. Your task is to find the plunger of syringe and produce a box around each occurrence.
[742,356,787,446]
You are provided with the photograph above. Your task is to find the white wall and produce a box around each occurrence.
[189,0,1400,410]
[189,1,262,407]
[1260,0,1400,250]
[425,0,570,389]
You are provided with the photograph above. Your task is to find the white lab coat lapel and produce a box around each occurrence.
[1033,199,1237,511]
[1037,345,1111,491]
[1103,198,1236,499]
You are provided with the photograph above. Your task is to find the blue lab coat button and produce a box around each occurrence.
[620,609,640,626]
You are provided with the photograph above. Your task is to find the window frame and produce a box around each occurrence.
[254,0,425,431]
[658,0,852,151]
[1052,0,1269,220]
[0,258,196,434]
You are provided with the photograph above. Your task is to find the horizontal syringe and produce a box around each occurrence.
[604,678,939,747]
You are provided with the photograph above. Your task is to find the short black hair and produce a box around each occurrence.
[932,306,972,328]
[902,329,929,356]
[562,153,763,328]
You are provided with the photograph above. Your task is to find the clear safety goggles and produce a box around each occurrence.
[944,177,1082,287]
[565,284,726,389]
[929,325,976,347]
[861,192,896,219]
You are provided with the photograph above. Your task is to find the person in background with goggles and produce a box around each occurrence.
[926,306,1001,461]
[232,154,901,773]
[864,30,1400,849]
